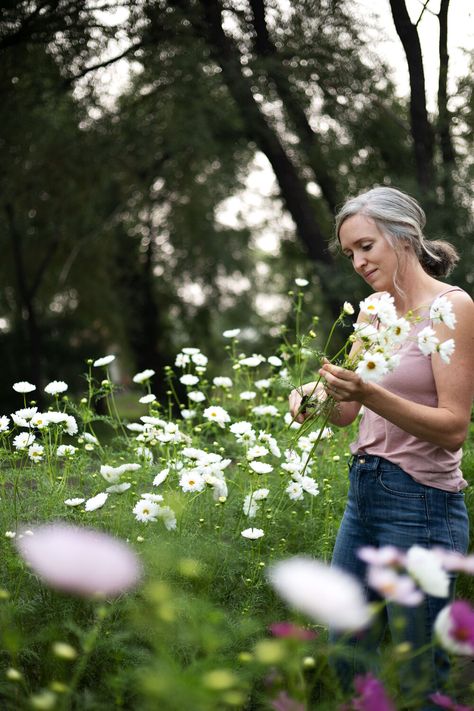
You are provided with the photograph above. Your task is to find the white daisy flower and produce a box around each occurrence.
[359,296,381,318]
[57,445,77,457]
[343,301,355,315]
[188,391,206,403]
[249,461,273,475]
[286,481,304,500]
[213,376,233,388]
[84,492,108,512]
[191,353,208,366]
[353,322,379,342]
[203,405,230,427]
[246,445,269,460]
[64,498,85,507]
[13,381,36,394]
[44,381,68,395]
[28,444,44,462]
[132,369,155,383]
[387,317,411,344]
[180,374,199,386]
[241,527,264,539]
[106,483,131,494]
[223,329,240,338]
[430,295,457,330]
[133,499,160,523]
[240,391,256,400]
[64,415,78,436]
[417,326,439,356]
[46,411,68,425]
[0,415,10,432]
[93,355,115,367]
[295,278,309,287]
[30,412,50,429]
[13,432,36,450]
[355,352,389,382]
[179,470,206,493]
[437,338,455,364]
[175,353,190,367]
[301,476,319,496]
[139,394,156,404]
[267,356,282,367]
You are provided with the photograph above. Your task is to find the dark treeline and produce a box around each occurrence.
[1,0,472,405]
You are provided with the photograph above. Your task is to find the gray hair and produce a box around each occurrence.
[332,186,458,278]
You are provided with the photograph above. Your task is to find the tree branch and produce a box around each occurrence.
[62,40,144,86]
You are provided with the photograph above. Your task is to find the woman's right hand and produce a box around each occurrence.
[288,381,327,424]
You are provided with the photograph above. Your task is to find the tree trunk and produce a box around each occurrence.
[388,0,436,193]
[437,0,455,204]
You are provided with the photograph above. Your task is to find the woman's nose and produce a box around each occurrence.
[353,251,367,270]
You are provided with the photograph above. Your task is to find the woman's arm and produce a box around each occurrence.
[319,292,474,450]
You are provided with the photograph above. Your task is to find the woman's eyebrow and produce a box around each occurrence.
[341,237,373,252]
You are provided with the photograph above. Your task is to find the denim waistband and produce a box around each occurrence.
[349,453,402,472]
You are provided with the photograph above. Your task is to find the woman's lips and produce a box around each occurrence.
[364,269,377,281]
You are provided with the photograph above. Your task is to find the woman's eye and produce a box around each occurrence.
[362,244,372,252]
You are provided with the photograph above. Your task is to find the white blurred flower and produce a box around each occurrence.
[5,531,16,538]
[267,556,372,631]
[64,498,85,507]
[188,390,206,403]
[127,423,145,432]
[213,376,233,388]
[240,391,256,401]
[181,409,197,420]
[28,444,44,462]
[258,432,281,457]
[158,505,177,531]
[175,353,190,368]
[405,545,449,598]
[247,445,269,460]
[267,356,283,367]
[192,353,208,366]
[230,421,253,436]
[295,278,309,287]
[283,412,301,430]
[343,301,354,315]
[249,461,273,474]
[286,481,304,500]
[353,322,379,343]
[13,432,36,450]
[141,492,164,503]
[133,499,160,522]
[106,483,131,494]
[180,374,199,386]
[241,528,264,539]
[367,566,423,606]
[203,405,230,427]
[355,352,389,383]
[64,415,78,436]
[240,355,265,367]
[254,379,270,390]
[132,369,155,383]
[100,463,140,484]
[44,381,68,395]
[57,445,77,457]
[84,492,108,512]
[252,405,279,417]
[13,381,36,394]
[301,476,319,496]
[136,446,153,463]
[153,468,169,486]
[82,432,99,444]
[437,339,455,364]
[430,296,456,330]
[243,495,259,517]
[139,394,156,404]
[182,347,200,355]
[223,329,240,338]
[253,488,269,500]
[417,326,439,356]
[0,415,10,432]
[93,355,115,367]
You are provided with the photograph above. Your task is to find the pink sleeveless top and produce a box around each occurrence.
[350,287,468,492]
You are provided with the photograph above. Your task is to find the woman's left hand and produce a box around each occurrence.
[318,358,370,403]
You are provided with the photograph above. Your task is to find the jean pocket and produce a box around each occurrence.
[377,469,426,498]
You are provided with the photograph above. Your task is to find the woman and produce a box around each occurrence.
[289,186,473,708]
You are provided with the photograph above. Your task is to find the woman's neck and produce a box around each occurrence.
[391,263,445,315]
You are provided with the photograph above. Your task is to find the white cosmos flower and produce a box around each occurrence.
[180,374,199,386]
[267,356,283,367]
[0,415,10,432]
[249,461,273,474]
[179,470,206,492]
[434,602,474,655]
[405,545,449,598]
[13,381,36,394]
[240,391,256,400]
[295,278,309,287]
[240,355,265,367]
[301,476,319,496]
[30,412,50,429]
[417,326,439,355]
[258,432,281,457]
[13,432,36,450]
[28,444,44,462]
[241,527,264,539]
[106,483,131,493]
[127,423,145,432]
[253,488,269,500]
[188,390,206,403]
[57,445,77,457]
[139,394,156,404]
[64,498,85,507]
[64,415,78,436]
[132,369,155,383]
[267,556,372,631]
[153,468,169,486]
[355,352,389,382]
[44,381,68,395]
[133,499,160,523]
[191,353,208,366]
[203,405,230,427]
[175,353,190,367]
[359,296,381,318]
[223,329,240,338]
[247,445,269,460]
[230,421,253,436]
[84,492,108,512]
[343,301,355,315]
[93,355,115,367]
[252,405,279,417]
[437,338,455,364]
[213,376,233,388]
[286,481,304,500]
[430,295,457,330]
[254,379,270,390]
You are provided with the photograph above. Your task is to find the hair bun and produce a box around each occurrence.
[420,239,459,278]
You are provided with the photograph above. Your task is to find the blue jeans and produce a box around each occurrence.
[329,454,469,710]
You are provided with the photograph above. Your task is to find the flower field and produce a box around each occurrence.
[1,289,473,711]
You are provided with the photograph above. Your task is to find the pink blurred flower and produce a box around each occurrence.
[16,523,142,597]
[271,691,305,711]
[432,548,474,575]
[351,673,396,711]
[430,691,474,711]
[367,566,423,606]
[357,545,405,568]
[269,621,318,640]
[434,601,474,655]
